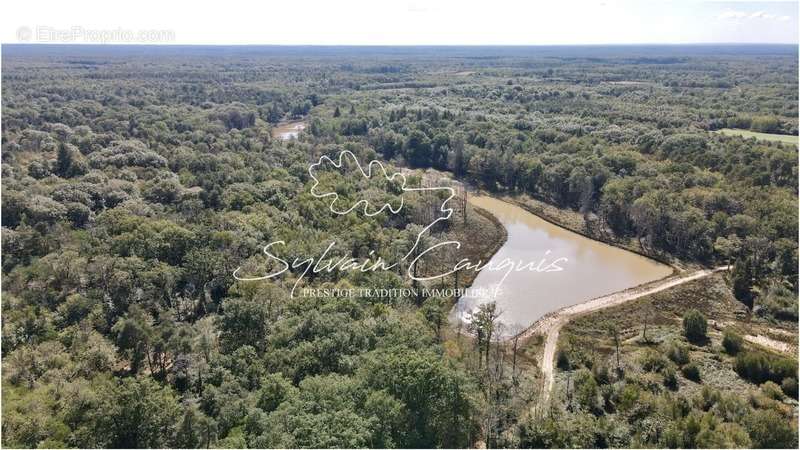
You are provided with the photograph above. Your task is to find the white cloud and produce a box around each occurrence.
[720,10,748,20]
[720,9,788,21]
[749,11,777,19]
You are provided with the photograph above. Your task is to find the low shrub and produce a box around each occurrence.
[556,350,570,370]
[682,363,701,382]
[781,377,798,398]
[760,381,784,400]
[734,351,798,385]
[665,341,690,365]
[721,329,743,355]
[640,349,670,373]
[663,366,678,390]
[682,309,707,344]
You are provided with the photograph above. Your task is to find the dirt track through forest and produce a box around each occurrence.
[519,266,730,408]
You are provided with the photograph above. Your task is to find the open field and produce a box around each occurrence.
[552,272,798,439]
[713,128,799,145]
[523,267,728,405]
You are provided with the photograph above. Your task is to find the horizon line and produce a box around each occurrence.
[3,42,798,47]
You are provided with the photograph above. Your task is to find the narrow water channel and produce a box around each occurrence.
[453,195,673,335]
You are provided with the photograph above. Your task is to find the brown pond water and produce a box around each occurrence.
[272,121,306,140]
[453,195,672,336]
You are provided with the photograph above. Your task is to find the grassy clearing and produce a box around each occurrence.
[555,273,797,401]
[713,128,799,145]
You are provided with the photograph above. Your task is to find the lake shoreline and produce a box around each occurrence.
[501,195,682,277]
[454,203,509,290]
[427,167,686,273]
[458,195,675,336]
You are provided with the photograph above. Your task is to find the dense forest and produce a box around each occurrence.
[1,44,798,448]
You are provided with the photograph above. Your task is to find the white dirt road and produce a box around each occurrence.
[517,266,730,407]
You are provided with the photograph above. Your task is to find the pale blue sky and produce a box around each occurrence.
[3,0,798,45]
